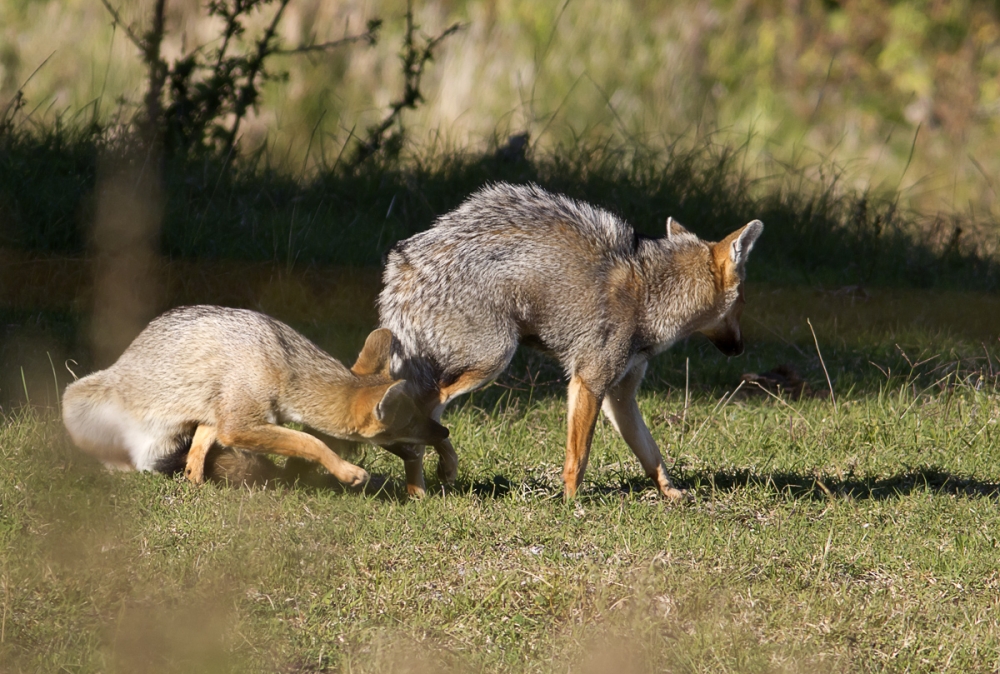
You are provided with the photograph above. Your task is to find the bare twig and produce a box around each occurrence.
[223,0,292,155]
[1,50,57,132]
[687,381,746,448]
[274,28,381,55]
[142,0,168,142]
[351,0,463,166]
[748,314,809,358]
[99,0,145,50]
[681,357,690,434]
[807,318,838,413]
[748,381,814,429]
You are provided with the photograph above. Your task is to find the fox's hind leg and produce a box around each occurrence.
[183,424,218,485]
[563,374,604,498]
[601,362,684,500]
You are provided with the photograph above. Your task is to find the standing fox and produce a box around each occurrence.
[379,183,763,498]
[62,305,449,487]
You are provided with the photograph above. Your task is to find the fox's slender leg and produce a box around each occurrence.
[432,369,499,486]
[430,404,458,485]
[563,374,603,498]
[389,369,499,497]
[382,443,427,497]
[403,448,427,496]
[601,363,684,499]
[183,424,218,485]
[434,441,458,484]
[217,424,368,487]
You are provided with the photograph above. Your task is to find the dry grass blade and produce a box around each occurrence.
[807,317,837,414]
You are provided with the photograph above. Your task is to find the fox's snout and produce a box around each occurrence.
[427,419,450,443]
[381,416,449,446]
[708,333,744,357]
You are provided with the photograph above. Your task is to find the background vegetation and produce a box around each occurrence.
[4,0,1000,216]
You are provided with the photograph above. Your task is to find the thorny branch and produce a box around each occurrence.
[350,0,463,166]
[97,0,449,165]
[222,0,292,154]
[274,22,382,55]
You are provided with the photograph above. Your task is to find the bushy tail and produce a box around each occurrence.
[204,448,285,486]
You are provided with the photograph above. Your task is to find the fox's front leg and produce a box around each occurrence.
[602,363,684,500]
[562,374,603,498]
[217,424,369,487]
[434,438,459,485]
[433,370,499,487]
[184,424,217,484]
[431,402,458,486]
[383,443,427,497]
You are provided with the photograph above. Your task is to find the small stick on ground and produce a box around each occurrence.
[807,318,837,414]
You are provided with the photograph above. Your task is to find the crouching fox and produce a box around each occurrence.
[379,182,762,498]
[62,305,448,487]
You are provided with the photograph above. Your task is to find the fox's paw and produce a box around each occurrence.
[184,464,205,485]
[651,466,689,502]
[661,486,693,502]
[338,465,369,488]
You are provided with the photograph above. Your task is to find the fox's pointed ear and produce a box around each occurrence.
[374,380,413,425]
[715,220,763,275]
[352,328,393,376]
[665,216,690,241]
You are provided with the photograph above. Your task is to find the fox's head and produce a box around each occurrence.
[692,219,763,357]
[351,328,450,445]
[365,380,450,445]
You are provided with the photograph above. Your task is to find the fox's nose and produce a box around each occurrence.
[430,420,450,441]
[710,335,744,357]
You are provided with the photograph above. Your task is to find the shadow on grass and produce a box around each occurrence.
[449,468,1000,502]
[97,462,1000,505]
[685,467,1000,501]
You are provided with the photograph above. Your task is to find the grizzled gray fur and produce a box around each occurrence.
[379,182,763,498]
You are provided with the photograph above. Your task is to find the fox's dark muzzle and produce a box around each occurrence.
[427,420,450,443]
[709,335,744,357]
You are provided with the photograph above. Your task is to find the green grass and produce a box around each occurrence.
[2,278,999,673]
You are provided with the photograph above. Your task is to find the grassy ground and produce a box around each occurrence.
[2,266,998,672]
